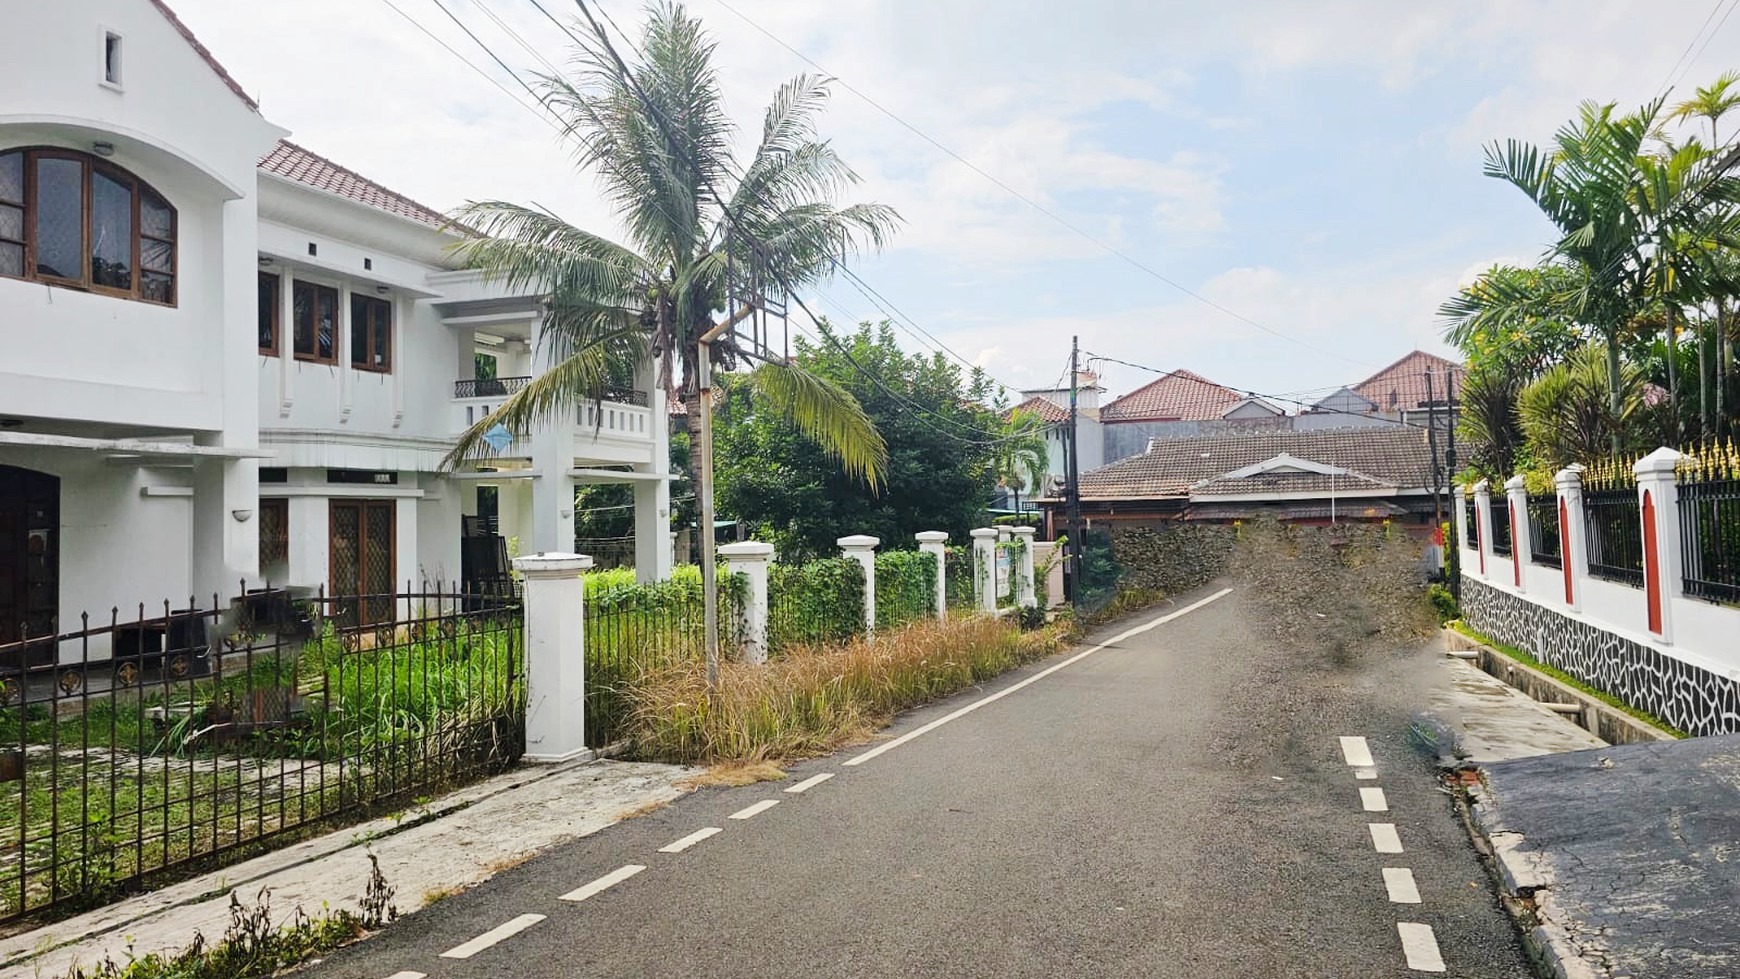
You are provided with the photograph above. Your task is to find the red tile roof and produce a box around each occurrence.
[258,141,455,230]
[1100,369,1242,423]
[1352,351,1464,412]
[1006,396,1069,424]
[147,0,258,111]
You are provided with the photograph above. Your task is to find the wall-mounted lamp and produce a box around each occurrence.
[258,256,273,267]
[231,509,254,523]
[92,141,115,157]
[374,285,391,295]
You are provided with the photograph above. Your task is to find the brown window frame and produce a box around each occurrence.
[259,497,288,565]
[0,146,176,306]
[349,293,392,373]
[258,271,281,356]
[291,279,339,365]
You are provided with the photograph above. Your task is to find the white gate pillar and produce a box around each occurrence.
[512,551,593,763]
[1635,448,1684,644]
[1471,479,1492,580]
[1504,475,1529,593]
[916,531,949,620]
[719,541,774,664]
[1556,466,1587,612]
[838,535,880,636]
[1011,526,1037,608]
[970,527,998,613]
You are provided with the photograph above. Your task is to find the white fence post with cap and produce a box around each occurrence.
[970,527,998,613]
[1504,474,1529,593]
[916,531,949,620]
[838,535,880,637]
[512,551,592,764]
[1635,448,1683,644]
[1011,526,1037,608]
[1556,465,1587,612]
[1471,479,1492,580]
[719,541,774,664]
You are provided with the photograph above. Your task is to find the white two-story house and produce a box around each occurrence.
[1,0,670,661]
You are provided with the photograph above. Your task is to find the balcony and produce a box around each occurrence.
[454,376,532,399]
[451,379,656,462]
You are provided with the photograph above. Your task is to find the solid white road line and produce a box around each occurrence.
[1369,822,1405,854]
[438,914,546,960]
[559,864,647,902]
[1339,736,1376,768]
[785,772,835,794]
[729,799,780,820]
[845,588,1234,767]
[1383,867,1422,904]
[1397,921,1448,972]
[1360,787,1389,812]
[659,826,723,853]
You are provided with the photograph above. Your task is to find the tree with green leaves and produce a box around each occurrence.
[713,322,1003,558]
[1439,263,1589,379]
[989,408,1050,518]
[442,2,897,491]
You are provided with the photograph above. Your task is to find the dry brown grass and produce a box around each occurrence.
[677,759,789,789]
[623,616,1074,765]
[614,796,675,820]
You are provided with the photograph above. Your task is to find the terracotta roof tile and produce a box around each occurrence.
[148,0,258,111]
[1190,469,1395,497]
[1352,351,1465,412]
[1006,396,1069,424]
[259,140,456,231]
[1077,426,1433,501]
[1101,369,1242,422]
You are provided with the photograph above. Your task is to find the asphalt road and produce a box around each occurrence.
[302,583,1536,978]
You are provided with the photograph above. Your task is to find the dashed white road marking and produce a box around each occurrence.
[1354,767,1379,780]
[785,772,834,794]
[659,827,723,853]
[845,588,1233,766]
[1339,736,1376,768]
[382,972,427,979]
[438,914,545,959]
[1397,921,1447,972]
[559,864,646,902]
[1383,867,1422,904]
[730,799,780,820]
[1369,823,1404,854]
[1360,787,1389,812]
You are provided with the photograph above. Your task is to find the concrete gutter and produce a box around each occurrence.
[1442,628,1677,745]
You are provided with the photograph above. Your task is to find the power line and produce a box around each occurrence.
[1656,0,1729,97]
[470,0,567,77]
[424,0,551,109]
[704,0,1377,370]
[379,0,559,131]
[1665,0,1740,95]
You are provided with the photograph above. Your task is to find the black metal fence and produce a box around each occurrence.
[874,551,938,631]
[0,586,522,923]
[1680,477,1740,605]
[1463,497,1480,550]
[944,545,976,610]
[1584,489,1645,586]
[767,559,865,653]
[582,577,737,748]
[1527,495,1562,568]
[1488,498,1513,556]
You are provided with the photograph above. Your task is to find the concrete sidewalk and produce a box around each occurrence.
[0,758,693,979]
[1469,736,1740,979]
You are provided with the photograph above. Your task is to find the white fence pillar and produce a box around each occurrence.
[1635,448,1683,644]
[970,527,998,613]
[1032,539,1064,609]
[1011,526,1037,608]
[1472,479,1492,579]
[916,531,949,620]
[512,552,593,764]
[1555,466,1586,612]
[1504,474,1529,593]
[719,541,774,664]
[838,535,880,637]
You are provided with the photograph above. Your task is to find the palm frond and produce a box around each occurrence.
[744,361,888,491]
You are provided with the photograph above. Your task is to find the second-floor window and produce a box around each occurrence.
[350,294,391,372]
[258,271,280,355]
[292,280,338,363]
[0,147,176,305]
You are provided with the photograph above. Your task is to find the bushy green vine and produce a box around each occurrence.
[875,550,938,630]
[768,558,865,651]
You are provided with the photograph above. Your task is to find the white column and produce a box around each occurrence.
[719,541,773,663]
[633,478,673,583]
[1556,466,1587,613]
[1012,526,1037,608]
[1635,447,1684,644]
[915,531,948,621]
[513,551,592,763]
[1032,540,1064,609]
[1504,475,1529,593]
[526,314,577,556]
[838,534,880,636]
[970,527,998,614]
[338,285,353,424]
[1471,479,1492,580]
[278,270,295,417]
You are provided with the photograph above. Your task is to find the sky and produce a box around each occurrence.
[172,0,1740,406]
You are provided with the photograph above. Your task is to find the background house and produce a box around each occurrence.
[1099,369,1287,464]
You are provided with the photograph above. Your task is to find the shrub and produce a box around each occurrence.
[767,559,865,650]
[874,550,937,630]
[1427,583,1460,625]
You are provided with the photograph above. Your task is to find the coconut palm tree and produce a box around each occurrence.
[442,2,897,488]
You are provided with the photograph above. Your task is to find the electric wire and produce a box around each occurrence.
[379,0,561,133]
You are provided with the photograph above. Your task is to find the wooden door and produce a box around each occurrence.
[329,499,395,628]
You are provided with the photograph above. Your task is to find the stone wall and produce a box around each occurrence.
[1461,577,1740,737]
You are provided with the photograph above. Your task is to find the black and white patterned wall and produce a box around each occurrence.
[1461,577,1740,737]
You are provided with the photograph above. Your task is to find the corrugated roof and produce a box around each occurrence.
[258,140,455,231]
[148,0,258,111]
[1352,351,1464,412]
[1101,369,1242,422]
[1078,425,1433,501]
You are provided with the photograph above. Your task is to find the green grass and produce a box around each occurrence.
[1448,620,1688,738]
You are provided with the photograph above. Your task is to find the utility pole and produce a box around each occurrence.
[1065,336,1085,603]
[1425,368,1442,527]
[1443,369,1461,603]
